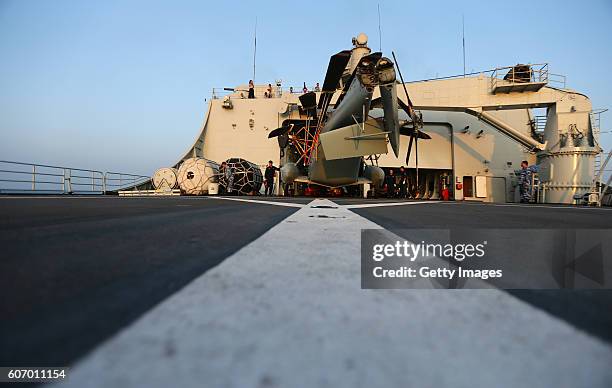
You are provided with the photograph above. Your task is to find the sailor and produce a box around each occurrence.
[283,182,292,197]
[518,160,537,203]
[397,166,408,199]
[220,161,234,195]
[248,80,255,99]
[384,169,396,198]
[314,82,321,92]
[264,160,279,196]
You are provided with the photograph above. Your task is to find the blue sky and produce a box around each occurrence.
[1,0,611,175]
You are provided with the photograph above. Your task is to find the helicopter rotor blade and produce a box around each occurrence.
[268,125,291,138]
[406,133,414,165]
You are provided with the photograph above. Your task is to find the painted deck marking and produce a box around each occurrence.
[59,199,612,388]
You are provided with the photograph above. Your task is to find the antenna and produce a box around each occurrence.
[462,14,466,77]
[253,17,257,82]
[377,4,382,51]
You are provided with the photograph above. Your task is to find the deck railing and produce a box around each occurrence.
[212,64,568,101]
[103,171,151,192]
[490,64,566,90]
[211,86,320,100]
[0,160,150,194]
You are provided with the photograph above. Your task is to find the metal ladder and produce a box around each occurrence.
[592,112,601,173]
[531,172,540,203]
[589,150,612,206]
[591,109,607,173]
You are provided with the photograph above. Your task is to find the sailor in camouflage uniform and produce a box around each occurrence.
[219,161,234,194]
[518,160,536,203]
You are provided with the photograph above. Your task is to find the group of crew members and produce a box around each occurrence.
[383,166,412,199]
[220,156,537,203]
[247,80,321,99]
[383,162,537,202]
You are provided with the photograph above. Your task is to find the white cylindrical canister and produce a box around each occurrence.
[152,167,179,190]
[177,158,220,195]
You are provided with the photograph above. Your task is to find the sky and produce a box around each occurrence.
[1,0,611,175]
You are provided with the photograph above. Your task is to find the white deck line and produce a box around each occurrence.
[58,199,612,388]
[207,196,305,207]
[344,201,442,209]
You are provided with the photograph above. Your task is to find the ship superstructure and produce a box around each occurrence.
[169,33,607,204]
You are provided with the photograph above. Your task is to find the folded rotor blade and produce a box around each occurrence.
[299,91,317,109]
[406,133,414,165]
[397,98,417,121]
[380,83,400,157]
[399,125,431,139]
[321,50,352,92]
[268,126,291,138]
[299,91,318,118]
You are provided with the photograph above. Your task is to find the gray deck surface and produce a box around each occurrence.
[0,196,297,365]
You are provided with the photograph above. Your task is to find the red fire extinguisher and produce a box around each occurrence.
[442,188,450,201]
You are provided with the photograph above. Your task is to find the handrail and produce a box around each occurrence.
[212,86,319,99]
[0,160,104,174]
[212,64,568,100]
[211,68,507,99]
[104,171,150,192]
[489,63,568,91]
[0,160,150,195]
